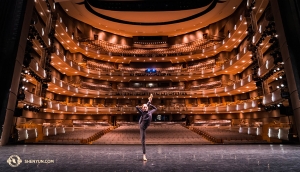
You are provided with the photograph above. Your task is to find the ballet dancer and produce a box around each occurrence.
[136,94,157,161]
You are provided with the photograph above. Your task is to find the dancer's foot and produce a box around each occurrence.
[143,154,147,161]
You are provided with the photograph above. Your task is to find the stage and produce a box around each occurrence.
[1,144,300,171]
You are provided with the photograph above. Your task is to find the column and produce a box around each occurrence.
[0,0,34,145]
[221,97,226,104]
[35,82,42,97]
[169,114,173,122]
[270,0,300,140]
[66,97,70,104]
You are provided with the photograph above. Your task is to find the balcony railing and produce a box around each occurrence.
[23,90,43,107]
[42,99,261,114]
[49,74,253,96]
[262,89,283,105]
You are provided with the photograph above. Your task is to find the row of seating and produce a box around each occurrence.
[191,127,222,143]
[115,91,188,96]
[84,38,218,56]
[73,122,110,127]
[118,66,182,74]
[129,72,172,76]
[86,60,115,72]
[81,127,114,144]
[40,126,111,144]
[191,126,267,144]
[118,86,185,91]
[187,59,216,71]
[55,98,259,109]
[80,82,112,91]
[190,81,222,90]
[78,81,223,91]
[93,123,211,145]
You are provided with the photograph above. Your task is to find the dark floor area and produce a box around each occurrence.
[1,144,300,171]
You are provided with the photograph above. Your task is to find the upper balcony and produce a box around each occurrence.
[53,0,266,61]
[45,74,256,98]
[50,40,254,82]
[54,13,248,63]
[78,35,222,57]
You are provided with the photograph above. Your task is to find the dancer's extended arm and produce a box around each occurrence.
[136,105,143,114]
[148,102,157,113]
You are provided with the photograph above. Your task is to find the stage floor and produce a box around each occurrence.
[1,144,300,171]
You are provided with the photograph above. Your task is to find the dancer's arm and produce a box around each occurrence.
[142,102,156,121]
[136,105,143,114]
[147,102,157,113]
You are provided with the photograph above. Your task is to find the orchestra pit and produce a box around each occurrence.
[1,0,300,171]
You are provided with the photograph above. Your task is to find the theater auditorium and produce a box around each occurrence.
[1,0,300,171]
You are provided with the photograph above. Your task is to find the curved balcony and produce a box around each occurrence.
[51,17,272,82]
[22,90,43,107]
[28,59,47,79]
[47,0,269,63]
[258,57,282,78]
[50,40,253,81]
[54,11,248,62]
[42,99,261,115]
[262,89,284,105]
[118,86,185,92]
[47,74,255,97]
[79,36,221,57]
[34,0,52,37]
[81,82,112,91]
[32,18,48,49]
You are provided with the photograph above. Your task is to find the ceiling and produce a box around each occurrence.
[56,0,242,37]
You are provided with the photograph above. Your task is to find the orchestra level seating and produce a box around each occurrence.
[94,123,213,145]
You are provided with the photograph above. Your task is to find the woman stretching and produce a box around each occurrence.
[136,94,157,161]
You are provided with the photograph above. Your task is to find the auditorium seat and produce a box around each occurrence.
[39,126,111,144]
[93,123,211,145]
[191,126,267,144]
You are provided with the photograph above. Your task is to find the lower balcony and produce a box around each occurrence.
[42,99,261,115]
